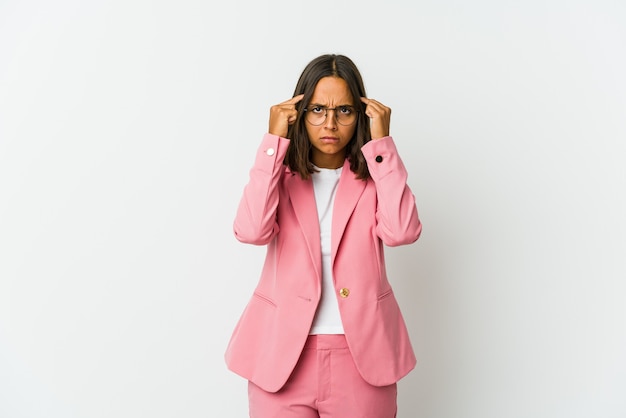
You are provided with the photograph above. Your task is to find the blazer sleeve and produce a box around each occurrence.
[361,136,422,247]
[233,133,290,245]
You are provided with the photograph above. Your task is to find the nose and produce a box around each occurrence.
[323,108,338,129]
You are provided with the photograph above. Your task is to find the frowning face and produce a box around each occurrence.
[305,76,357,169]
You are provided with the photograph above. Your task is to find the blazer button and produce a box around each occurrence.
[339,288,350,298]
[375,155,383,163]
[265,147,275,156]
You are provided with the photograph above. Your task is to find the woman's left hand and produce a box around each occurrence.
[361,97,391,140]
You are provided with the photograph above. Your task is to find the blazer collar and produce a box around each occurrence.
[331,159,367,261]
[287,171,321,279]
[287,159,367,272]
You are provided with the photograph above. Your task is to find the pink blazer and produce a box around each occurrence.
[225,133,422,393]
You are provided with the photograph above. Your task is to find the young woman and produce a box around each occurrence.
[225,54,422,417]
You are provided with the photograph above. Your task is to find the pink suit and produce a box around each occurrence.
[225,133,422,393]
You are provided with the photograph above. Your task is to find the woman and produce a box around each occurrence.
[225,54,422,417]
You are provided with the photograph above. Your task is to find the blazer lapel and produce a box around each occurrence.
[331,160,367,262]
[287,172,322,280]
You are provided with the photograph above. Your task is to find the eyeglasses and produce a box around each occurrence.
[303,105,358,126]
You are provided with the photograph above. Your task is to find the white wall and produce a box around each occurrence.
[1,1,624,417]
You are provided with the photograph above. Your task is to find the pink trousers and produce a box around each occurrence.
[248,334,397,418]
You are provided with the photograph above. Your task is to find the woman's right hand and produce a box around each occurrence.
[268,94,304,138]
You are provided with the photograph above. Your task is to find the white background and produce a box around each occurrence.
[1,1,625,417]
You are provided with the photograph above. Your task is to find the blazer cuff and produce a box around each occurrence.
[253,133,290,174]
[361,136,406,180]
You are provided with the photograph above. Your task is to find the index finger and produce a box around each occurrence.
[361,97,384,106]
[282,94,304,105]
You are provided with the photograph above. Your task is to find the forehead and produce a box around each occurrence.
[310,76,353,104]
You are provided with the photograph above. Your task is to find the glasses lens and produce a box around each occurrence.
[306,106,326,125]
[336,106,356,125]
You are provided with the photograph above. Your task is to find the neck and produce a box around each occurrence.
[312,153,346,169]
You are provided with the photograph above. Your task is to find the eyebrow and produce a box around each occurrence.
[308,102,355,107]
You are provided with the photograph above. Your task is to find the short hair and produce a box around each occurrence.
[284,54,372,180]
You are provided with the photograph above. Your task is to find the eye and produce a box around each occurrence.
[338,106,353,115]
[310,105,325,114]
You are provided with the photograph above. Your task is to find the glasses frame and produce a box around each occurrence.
[302,105,360,126]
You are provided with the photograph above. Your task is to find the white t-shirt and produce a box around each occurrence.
[309,166,344,335]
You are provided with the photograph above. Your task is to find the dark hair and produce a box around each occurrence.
[284,54,372,180]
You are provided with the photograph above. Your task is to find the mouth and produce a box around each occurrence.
[320,136,339,144]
